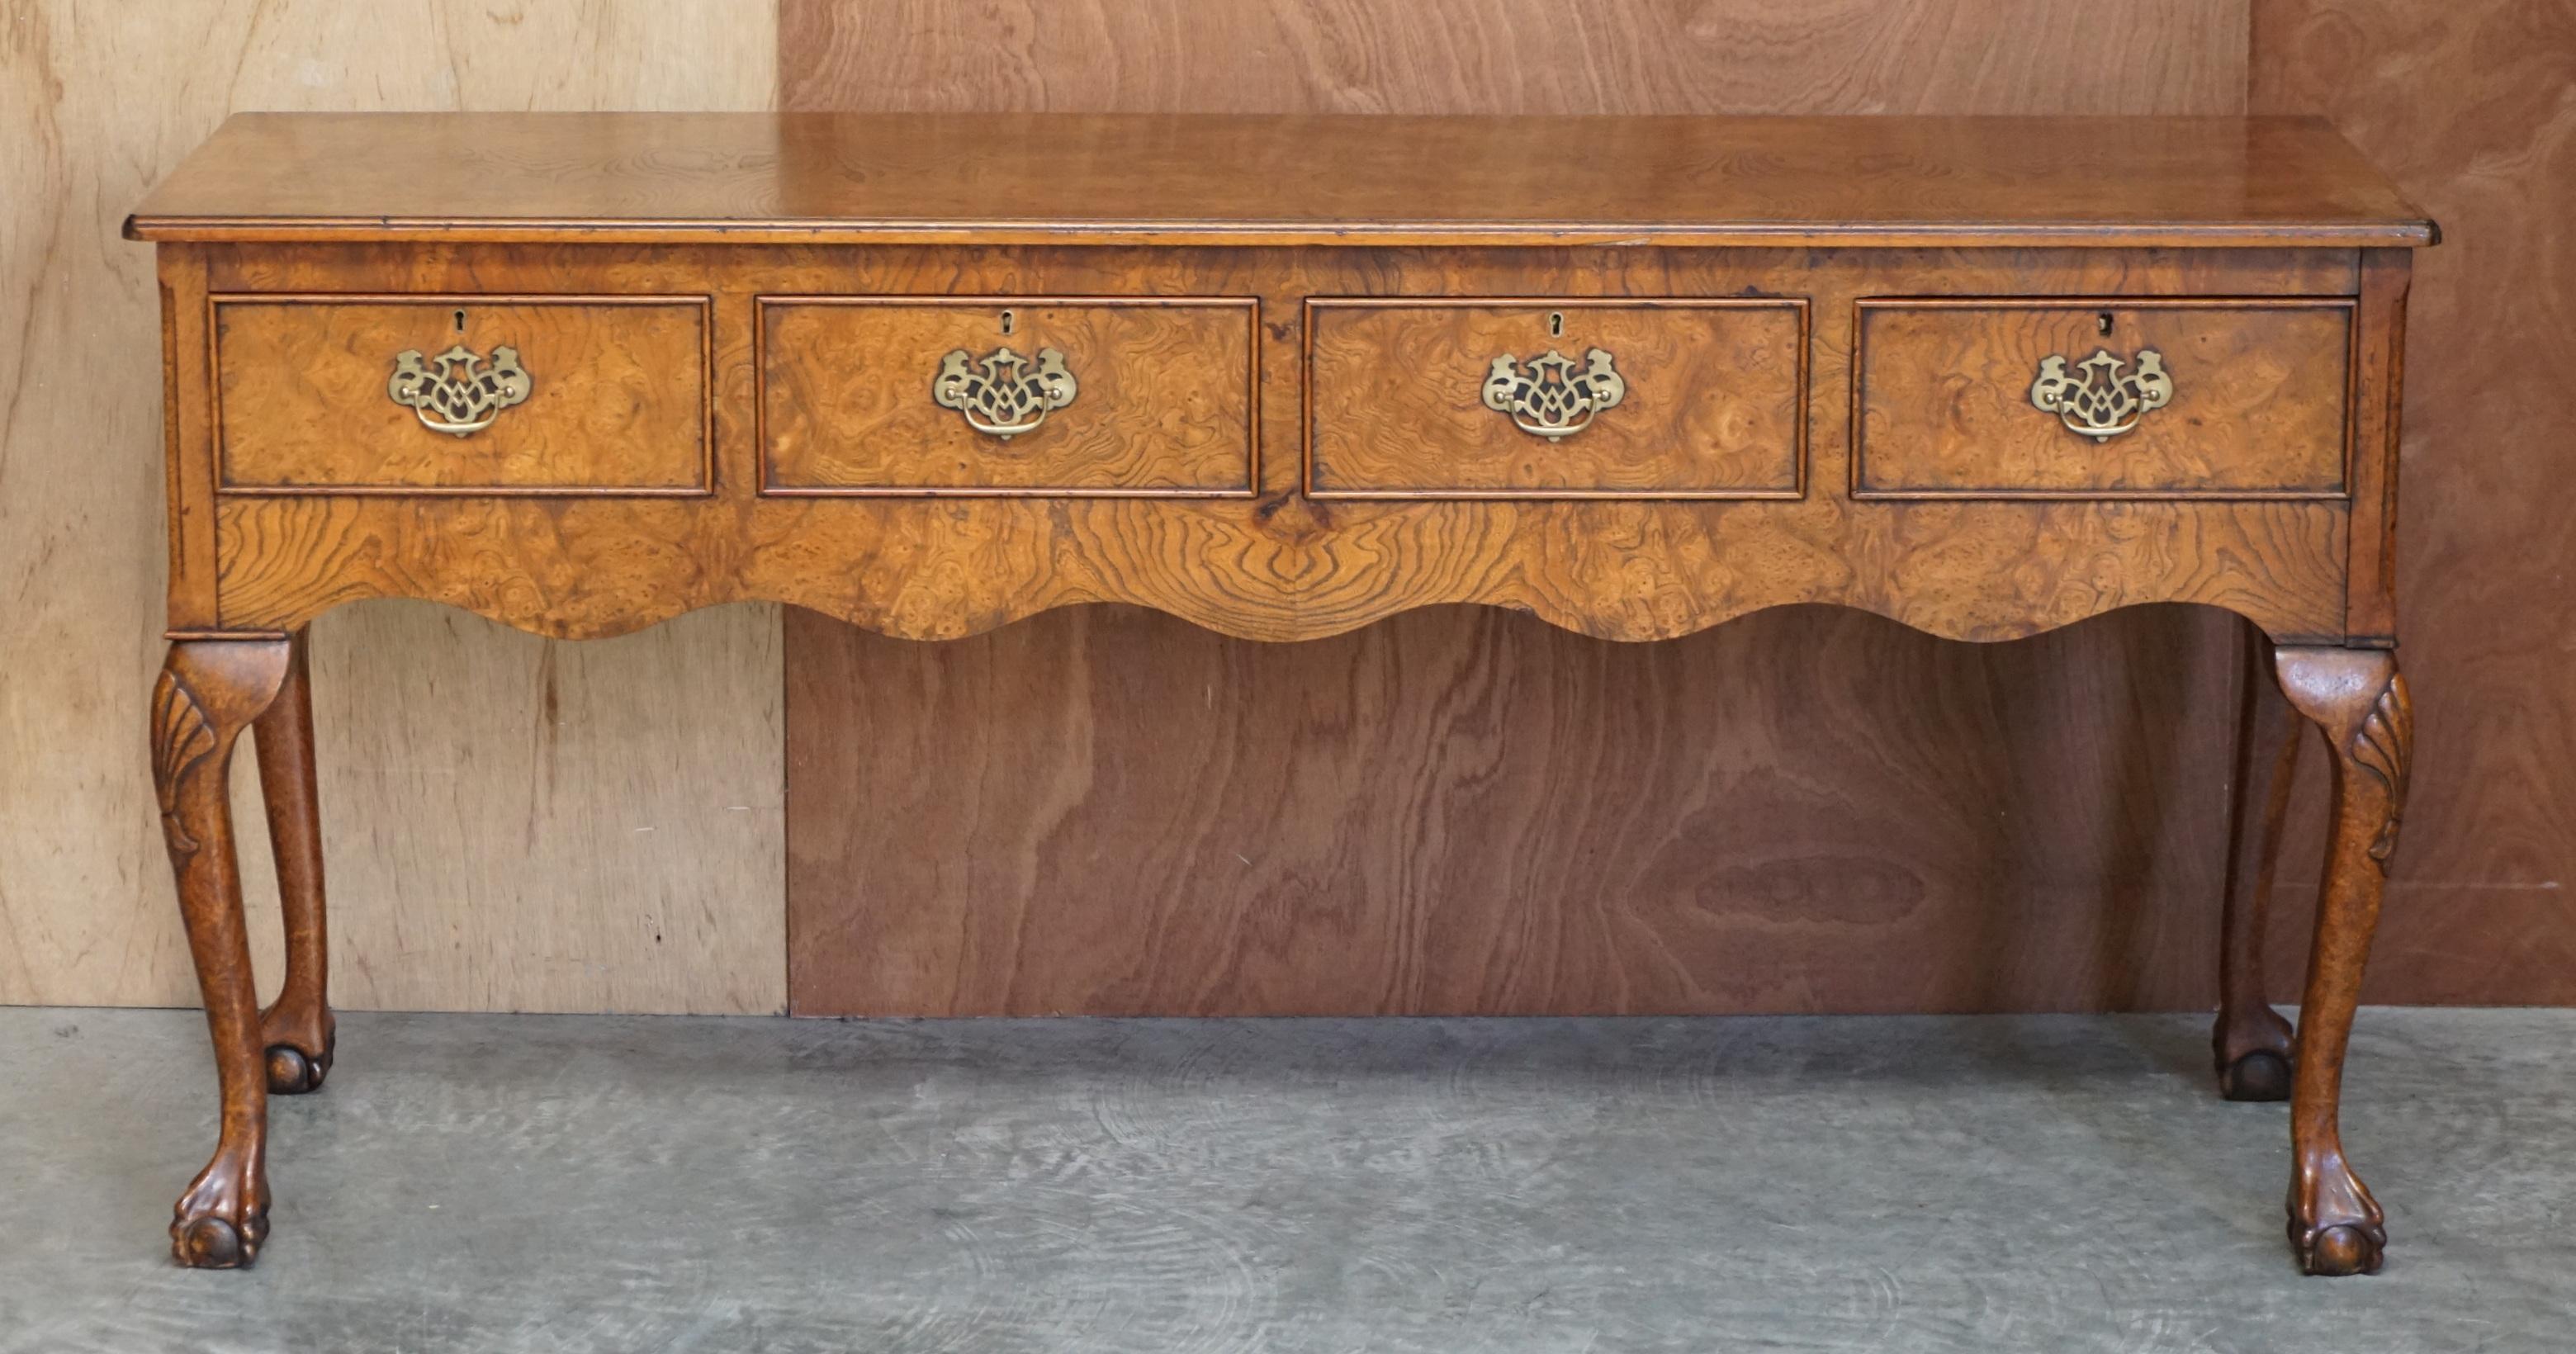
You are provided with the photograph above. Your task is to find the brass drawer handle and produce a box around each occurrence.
[386,343,533,438]
[2029,347,2173,443]
[1482,347,1626,441]
[933,345,1078,440]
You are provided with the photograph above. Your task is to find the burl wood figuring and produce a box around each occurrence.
[128,111,2432,1274]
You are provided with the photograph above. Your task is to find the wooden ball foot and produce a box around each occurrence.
[2293,1219,2385,1276]
[264,1031,334,1096]
[2218,1049,2292,1102]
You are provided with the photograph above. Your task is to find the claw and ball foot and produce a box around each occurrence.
[154,637,293,1268]
[263,1025,335,1096]
[2273,646,2410,1276]
[252,632,335,1098]
[171,1151,272,1268]
[2214,624,2301,1103]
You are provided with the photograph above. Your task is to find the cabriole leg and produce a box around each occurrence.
[153,637,291,1268]
[253,629,334,1094]
[2214,624,2300,1101]
[2272,645,2412,1276]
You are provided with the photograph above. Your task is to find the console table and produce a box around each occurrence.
[127,112,2433,1275]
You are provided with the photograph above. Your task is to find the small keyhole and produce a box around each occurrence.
[2097,311,2114,336]
[1000,310,1016,336]
[453,309,467,334]
[1549,311,1565,338]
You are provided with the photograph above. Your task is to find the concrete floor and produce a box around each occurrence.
[2,1007,2571,1353]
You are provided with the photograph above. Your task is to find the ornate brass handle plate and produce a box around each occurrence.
[1481,347,1625,441]
[2029,347,2173,443]
[933,345,1078,440]
[386,343,533,438]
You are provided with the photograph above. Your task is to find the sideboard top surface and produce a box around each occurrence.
[127,111,2434,249]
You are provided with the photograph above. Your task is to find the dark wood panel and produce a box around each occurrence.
[784,0,2252,118]
[788,604,2242,1016]
[2252,0,2576,1002]
[780,0,2269,1016]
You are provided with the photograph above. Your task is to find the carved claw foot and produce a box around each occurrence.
[2290,1154,2386,1276]
[170,1155,271,1269]
[261,1010,336,1095]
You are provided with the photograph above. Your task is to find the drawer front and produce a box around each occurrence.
[1306,300,1807,498]
[215,296,711,494]
[760,297,1257,495]
[1854,299,2353,499]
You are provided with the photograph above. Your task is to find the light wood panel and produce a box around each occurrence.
[780,0,2269,1016]
[0,1,783,1013]
[2252,0,2576,1002]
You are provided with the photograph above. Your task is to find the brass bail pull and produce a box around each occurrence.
[386,343,533,438]
[2029,346,2174,443]
[1481,346,1625,441]
[931,344,1079,440]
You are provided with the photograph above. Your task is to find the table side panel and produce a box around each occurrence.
[180,243,2365,646]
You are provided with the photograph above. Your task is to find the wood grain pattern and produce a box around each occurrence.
[788,602,2255,1016]
[776,0,2302,1019]
[125,111,2430,250]
[0,0,781,1014]
[1306,301,1807,498]
[196,242,2359,648]
[761,298,1257,494]
[1854,300,2354,498]
[783,0,2258,119]
[2250,0,2576,1005]
[215,297,712,493]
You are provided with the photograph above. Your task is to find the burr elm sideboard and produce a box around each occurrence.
[127,112,2434,1275]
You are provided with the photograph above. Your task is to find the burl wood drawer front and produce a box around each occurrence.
[1305,299,1808,499]
[1854,299,2354,499]
[760,297,1257,495]
[214,296,712,494]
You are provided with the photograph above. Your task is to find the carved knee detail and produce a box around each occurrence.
[2351,673,2413,866]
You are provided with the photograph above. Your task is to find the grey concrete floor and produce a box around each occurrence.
[2,1007,2571,1353]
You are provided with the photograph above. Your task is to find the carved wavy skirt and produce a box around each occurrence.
[171,241,2382,647]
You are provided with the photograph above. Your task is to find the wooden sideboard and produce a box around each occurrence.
[127,112,2433,1275]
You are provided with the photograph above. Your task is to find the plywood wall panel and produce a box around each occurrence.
[789,605,2244,1016]
[2251,0,2576,1003]
[779,0,2267,1016]
[787,0,2249,116]
[0,2,784,1013]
